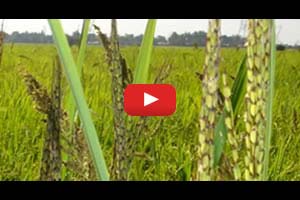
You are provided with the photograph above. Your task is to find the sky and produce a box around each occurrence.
[1,19,300,45]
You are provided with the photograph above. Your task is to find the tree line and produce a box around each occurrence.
[1,30,298,49]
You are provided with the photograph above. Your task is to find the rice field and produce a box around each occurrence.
[0,41,300,180]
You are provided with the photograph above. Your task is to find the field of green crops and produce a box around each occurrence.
[0,44,300,180]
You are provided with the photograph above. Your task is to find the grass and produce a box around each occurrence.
[0,43,299,180]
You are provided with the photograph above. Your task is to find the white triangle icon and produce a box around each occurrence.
[144,92,159,107]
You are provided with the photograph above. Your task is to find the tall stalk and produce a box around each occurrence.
[109,19,127,180]
[222,73,241,180]
[40,56,63,181]
[263,19,276,180]
[48,19,109,181]
[244,19,272,180]
[66,19,91,134]
[197,19,221,181]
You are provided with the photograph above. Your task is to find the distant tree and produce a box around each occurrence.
[221,35,245,47]
[120,34,135,45]
[276,44,286,51]
[168,32,185,46]
[154,35,167,45]
[87,33,98,44]
[2,30,255,47]
[67,31,80,46]
[191,31,206,46]
[134,34,143,45]
[193,43,198,49]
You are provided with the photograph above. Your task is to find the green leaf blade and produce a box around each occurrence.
[263,19,276,180]
[77,19,91,77]
[214,55,247,166]
[66,19,91,126]
[133,19,157,84]
[48,19,109,181]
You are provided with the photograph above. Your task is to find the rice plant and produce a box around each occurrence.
[222,73,241,180]
[106,19,127,180]
[19,56,63,180]
[94,19,157,180]
[94,20,128,180]
[197,19,221,181]
[244,19,273,180]
[194,19,276,181]
[66,19,91,135]
[49,19,109,181]
[1,19,295,181]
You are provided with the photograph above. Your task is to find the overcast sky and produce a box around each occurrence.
[1,19,299,45]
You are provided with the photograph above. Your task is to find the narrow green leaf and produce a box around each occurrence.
[77,19,91,77]
[62,19,91,179]
[214,55,247,166]
[214,113,227,166]
[263,19,276,180]
[231,55,247,113]
[48,19,109,181]
[133,19,157,84]
[66,19,91,126]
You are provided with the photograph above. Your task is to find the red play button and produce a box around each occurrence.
[124,84,176,116]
